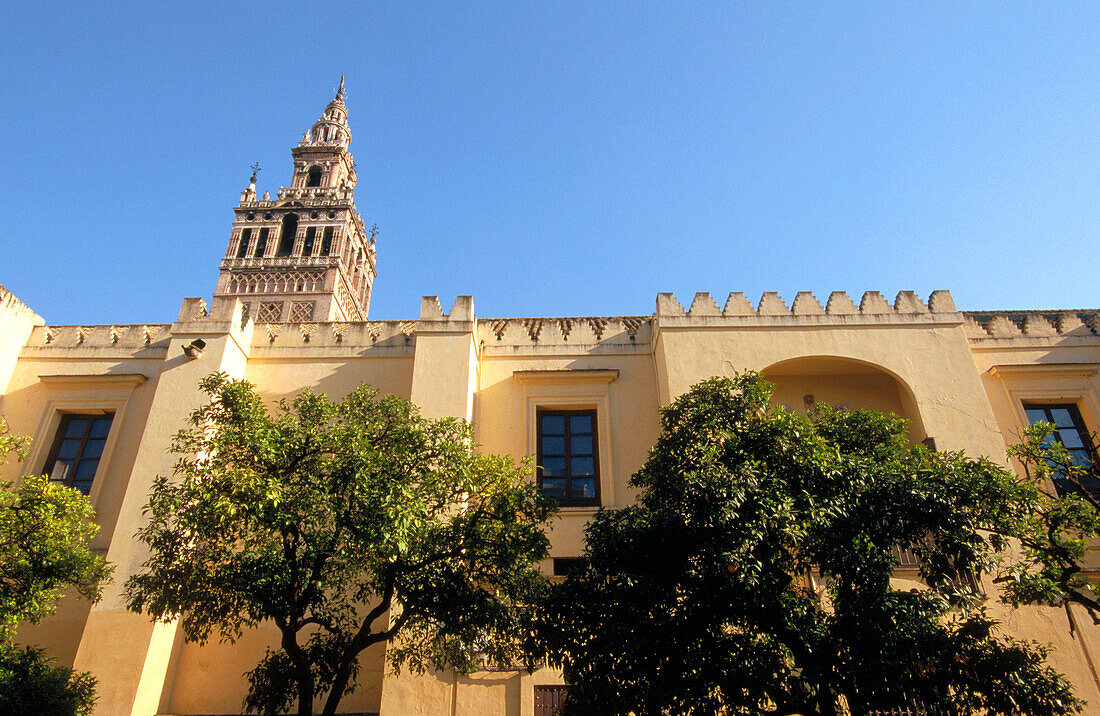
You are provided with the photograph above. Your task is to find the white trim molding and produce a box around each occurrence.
[988,363,1100,443]
[513,369,619,508]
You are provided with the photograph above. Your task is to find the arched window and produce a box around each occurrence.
[306,166,323,187]
[236,228,252,258]
[321,226,335,255]
[254,228,269,257]
[302,227,316,256]
[277,214,298,256]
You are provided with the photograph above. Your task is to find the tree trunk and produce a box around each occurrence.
[321,628,389,714]
[321,654,353,716]
[280,627,314,716]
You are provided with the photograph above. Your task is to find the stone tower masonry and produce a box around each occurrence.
[213,78,377,322]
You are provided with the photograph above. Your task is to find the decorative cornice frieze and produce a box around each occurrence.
[964,310,1100,340]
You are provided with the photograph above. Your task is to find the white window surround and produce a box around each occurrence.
[29,374,147,508]
[512,369,619,512]
[988,363,1100,443]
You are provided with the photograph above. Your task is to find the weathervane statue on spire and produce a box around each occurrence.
[336,75,346,102]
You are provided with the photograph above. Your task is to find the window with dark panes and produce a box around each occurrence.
[1024,403,1100,498]
[552,558,588,577]
[301,226,316,256]
[43,414,114,495]
[537,409,599,506]
[320,226,334,255]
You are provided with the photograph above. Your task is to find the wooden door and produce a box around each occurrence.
[534,685,570,715]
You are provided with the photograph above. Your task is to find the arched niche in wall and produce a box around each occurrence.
[760,355,928,444]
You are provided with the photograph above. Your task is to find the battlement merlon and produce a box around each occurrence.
[15,290,1099,354]
[655,290,958,324]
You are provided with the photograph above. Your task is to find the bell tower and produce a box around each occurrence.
[214,78,377,323]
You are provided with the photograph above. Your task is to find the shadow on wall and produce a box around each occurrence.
[761,355,928,444]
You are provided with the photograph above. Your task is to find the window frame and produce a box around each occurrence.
[537,408,601,507]
[513,369,619,511]
[1023,401,1099,498]
[41,413,115,495]
[27,374,145,508]
[551,557,587,578]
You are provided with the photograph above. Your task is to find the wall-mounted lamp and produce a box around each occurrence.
[182,339,206,359]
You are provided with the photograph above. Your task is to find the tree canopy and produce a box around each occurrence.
[541,374,1086,716]
[0,417,112,716]
[125,374,557,716]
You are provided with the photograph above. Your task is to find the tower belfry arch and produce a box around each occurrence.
[214,79,377,322]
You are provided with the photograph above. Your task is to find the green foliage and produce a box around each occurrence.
[0,643,97,716]
[0,471,113,639]
[125,374,556,716]
[1005,423,1100,619]
[541,375,1083,716]
[0,417,110,716]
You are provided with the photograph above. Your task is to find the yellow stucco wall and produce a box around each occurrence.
[2,291,1099,714]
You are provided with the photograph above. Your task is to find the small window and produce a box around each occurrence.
[306,165,323,187]
[537,409,599,507]
[1025,403,1099,498]
[552,558,587,577]
[43,414,114,495]
[320,226,335,255]
[235,228,252,258]
[254,227,269,257]
[301,227,316,256]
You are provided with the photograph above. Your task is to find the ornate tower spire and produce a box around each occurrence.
[214,82,377,323]
[309,79,352,149]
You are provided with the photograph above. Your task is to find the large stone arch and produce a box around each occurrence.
[760,355,928,443]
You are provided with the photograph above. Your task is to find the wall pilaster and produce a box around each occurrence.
[72,296,253,716]
[379,296,479,715]
[408,296,478,421]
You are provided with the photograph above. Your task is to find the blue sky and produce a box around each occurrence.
[2,3,1098,323]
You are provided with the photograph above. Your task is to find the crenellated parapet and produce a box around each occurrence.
[656,290,959,323]
[963,310,1100,340]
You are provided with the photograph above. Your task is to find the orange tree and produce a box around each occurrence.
[0,418,112,716]
[125,374,556,716]
[541,375,1084,716]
